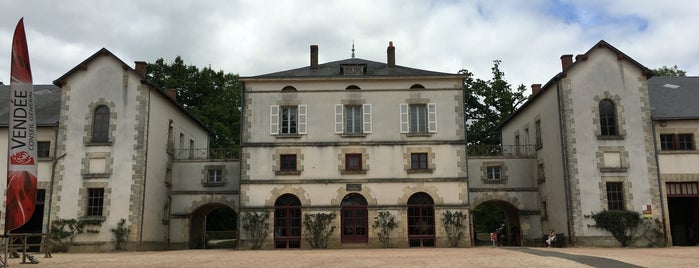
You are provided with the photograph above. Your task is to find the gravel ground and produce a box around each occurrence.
[4,246,699,268]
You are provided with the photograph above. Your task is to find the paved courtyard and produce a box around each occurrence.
[5,246,699,268]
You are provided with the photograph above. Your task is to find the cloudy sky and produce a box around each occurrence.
[1,0,698,93]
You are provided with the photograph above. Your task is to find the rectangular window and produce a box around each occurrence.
[486,166,502,180]
[281,106,298,134]
[345,154,362,171]
[410,104,427,133]
[537,163,545,183]
[345,105,362,134]
[37,141,51,158]
[87,188,104,217]
[661,134,695,150]
[208,168,223,183]
[280,154,297,171]
[535,120,542,147]
[606,182,624,211]
[411,153,428,170]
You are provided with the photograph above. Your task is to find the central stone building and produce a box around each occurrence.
[239,43,469,248]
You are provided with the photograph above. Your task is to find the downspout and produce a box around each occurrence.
[139,87,152,248]
[237,81,246,250]
[650,118,669,246]
[555,80,574,245]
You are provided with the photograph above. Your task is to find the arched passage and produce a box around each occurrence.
[189,203,237,249]
[472,200,521,246]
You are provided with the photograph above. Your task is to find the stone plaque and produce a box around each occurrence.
[346,183,362,191]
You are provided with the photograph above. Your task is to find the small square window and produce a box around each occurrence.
[37,141,51,158]
[411,153,428,170]
[208,168,223,183]
[280,154,297,171]
[345,154,362,171]
[486,166,502,180]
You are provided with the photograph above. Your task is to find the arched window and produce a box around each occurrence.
[92,105,110,143]
[345,85,361,90]
[409,84,425,89]
[599,99,617,136]
[281,86,297,92]
[274,194,301,248]
[407,192,435,247]
[341,193,368,243]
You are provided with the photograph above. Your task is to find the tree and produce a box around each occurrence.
[460,60,527,146]
[653,65,686,77]
[146,57,242,148]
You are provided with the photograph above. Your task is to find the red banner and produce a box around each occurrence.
[5,18,37,232]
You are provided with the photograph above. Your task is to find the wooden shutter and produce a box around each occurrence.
[428,103,437,133]
[270,105,279,135]
[335,104,343,134]
[363,104,372,133]
[298,104,307,134]
[399,103,409,133]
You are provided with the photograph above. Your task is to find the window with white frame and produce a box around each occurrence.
[270,105,307,135]
[208,168,223,183]
[335,104,372,134]
[486,166,502,181]
[400,103,437,134]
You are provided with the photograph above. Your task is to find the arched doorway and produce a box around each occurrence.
[274,194,302,248]
[341,193,368,243]
[407,192,435,247]
[189,203,237,249]
[472,201,521,246]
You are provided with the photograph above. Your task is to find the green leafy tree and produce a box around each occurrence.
[653,65,686,77]
[146,57,242,148]
[460,60,527,146]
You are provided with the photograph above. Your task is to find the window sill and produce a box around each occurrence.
[38,157,53,162]
[275,134,302,139]
[482,179,507,184]
[275,170,301,175]
[407,168,433,174]
[600,167,627,173]
[79,216,106,222]
[597,135,624,140]
[341,170,367,174]
[83,173,110,179]
[203,182,225,187]
[658,150,698,154]
[86,141,113,146]
[405,133,433,137]
[340,133,367,138]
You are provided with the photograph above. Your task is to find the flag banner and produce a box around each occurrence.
[5,18,38,232]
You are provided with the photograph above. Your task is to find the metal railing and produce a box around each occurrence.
[468,145,537,157]
[173,148,240,160]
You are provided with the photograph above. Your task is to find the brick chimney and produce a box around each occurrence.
[560,54,573,71]
[166,89,177,100]
[135,61,147,77]
[531,84,542,95]
[387,41,395,68]
[310,45,318,69]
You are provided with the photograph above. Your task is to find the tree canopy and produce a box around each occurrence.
[146,57,241,148]
[653,65,686,77]
[461,60,527,146]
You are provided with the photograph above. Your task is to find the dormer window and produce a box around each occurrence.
[341,64,366,75]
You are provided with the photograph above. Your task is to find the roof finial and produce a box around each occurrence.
[351,40,355,59]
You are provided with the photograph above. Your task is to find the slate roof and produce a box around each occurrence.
[0,84,61,127]
[648,76,699,120]
[245,58,461,79]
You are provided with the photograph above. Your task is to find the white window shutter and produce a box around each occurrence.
[270,105,279,135]
[335,104,343,134]
[428,103,437,133]
[298,104,307,134]
[363,104,372,133]
[399,103,409,133]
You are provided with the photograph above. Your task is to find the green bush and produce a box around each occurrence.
[591,210,640,247]
[442,210,467,247]
[110,218,130,250]
[372,211,397,248]
[303,212,336,248]
[241,211,270,249]
[49,218,103,252]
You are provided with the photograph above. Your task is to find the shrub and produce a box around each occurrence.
[241,211,270,249]
[372,211,397,248]
[49,218,103,252]
[591,210,640,247]
[442,210,467,247]
[110,218,130,250]
[303,212,336,248]
[638,218,665,247]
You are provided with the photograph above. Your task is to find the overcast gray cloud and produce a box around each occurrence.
[1,0,698,94]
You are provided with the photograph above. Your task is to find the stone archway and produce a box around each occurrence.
[472,200,521,246]
[189,203,238,249]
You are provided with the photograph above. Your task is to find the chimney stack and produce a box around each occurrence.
[531,84,542,95]
[310,45,318,69]
[135,61,147,77]
[560,54,573,71]
[166,89,177,100]
[575,54,585,62]
[387,41,395,68]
